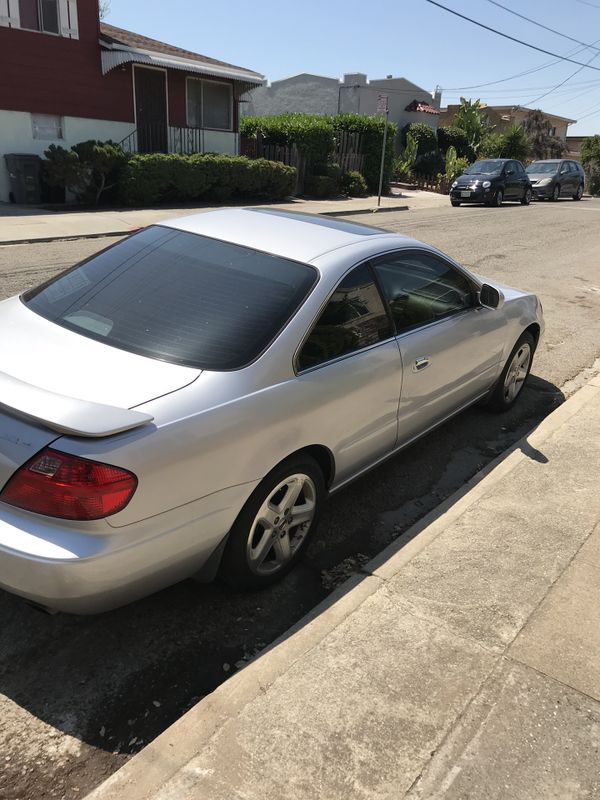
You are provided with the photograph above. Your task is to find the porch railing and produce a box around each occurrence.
[119,124,221,155]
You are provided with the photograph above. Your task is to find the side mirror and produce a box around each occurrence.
[479,283,505,310]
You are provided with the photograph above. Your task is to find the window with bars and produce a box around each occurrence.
[186,78,233,131]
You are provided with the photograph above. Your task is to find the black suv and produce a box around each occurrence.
[450,159,532,207]
[525,159,585,201]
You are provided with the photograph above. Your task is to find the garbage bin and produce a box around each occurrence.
[4,154,42,204]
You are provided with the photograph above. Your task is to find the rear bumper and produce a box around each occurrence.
[0,481,257,613]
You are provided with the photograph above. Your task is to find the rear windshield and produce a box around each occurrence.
[23,226,318,370]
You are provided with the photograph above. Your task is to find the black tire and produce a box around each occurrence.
[451,200,461,207]
[551,184,560,201]
[573,183,583,200]
[494,189,504,207]
[520,187,532,205]
[486,332,536,412]
[219,454,325,590]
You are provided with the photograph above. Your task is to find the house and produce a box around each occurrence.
[439,104,576,141]
[244,73,442,148]
[0,0,264,202]
[566,136,589,160]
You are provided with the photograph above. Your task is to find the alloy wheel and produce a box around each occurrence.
[246,473,317,575]
[503,342,531,404]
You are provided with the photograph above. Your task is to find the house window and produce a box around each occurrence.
[32,113,63,140]
[186,78,232,130]
[18,0,58,32]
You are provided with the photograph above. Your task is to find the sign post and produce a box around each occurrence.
[376,94,389,209]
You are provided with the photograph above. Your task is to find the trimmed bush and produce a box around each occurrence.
[413,150,445,178]
[437,126,473,160]
[44,140,127,205]
[303,174,339,198]
[119,154,296,206]
[240,114,335,166]
[401,122,437,155]
[340,170,368,197]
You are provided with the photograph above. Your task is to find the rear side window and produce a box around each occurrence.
[24,226,318,370]
[297,264,392,371]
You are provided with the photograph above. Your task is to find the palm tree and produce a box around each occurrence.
[523,110,566,160]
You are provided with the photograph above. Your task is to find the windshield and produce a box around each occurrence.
[24,226,318,370]
[464,160,504,175]
[526,162,560,174]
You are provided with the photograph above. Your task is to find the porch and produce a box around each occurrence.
[119,123,239,156]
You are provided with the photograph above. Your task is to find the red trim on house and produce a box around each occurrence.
[404,99,440,115]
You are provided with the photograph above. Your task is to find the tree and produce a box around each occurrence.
[498,125,531,162]
[581,135,600,195]
[453,98,490,154]
[523,110,566,160]
[99,0,110,19]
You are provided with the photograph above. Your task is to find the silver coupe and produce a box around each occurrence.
[0,209,544,613]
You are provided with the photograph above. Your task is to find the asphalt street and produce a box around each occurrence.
[0,197,599,800]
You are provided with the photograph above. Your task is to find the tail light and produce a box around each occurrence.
[0,448,137,520]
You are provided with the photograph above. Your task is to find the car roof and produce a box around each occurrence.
[162,208,417,264]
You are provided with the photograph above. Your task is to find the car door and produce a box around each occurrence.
[372,250,508,445]
[558,161,571,193]
[503,161,520,199]
[295,262,402,484]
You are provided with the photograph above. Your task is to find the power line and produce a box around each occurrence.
[425,0,600,71]
[575,0,600,9]
[524,38,600,105]
[484,0,600,53]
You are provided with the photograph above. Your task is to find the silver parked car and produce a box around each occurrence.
[0,209,544,613]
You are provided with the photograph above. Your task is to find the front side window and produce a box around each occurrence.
[187,78,232,130]
[298,264,392,371]
[373,252,474,334]
[18,0,59,33]
[24,226,317,370]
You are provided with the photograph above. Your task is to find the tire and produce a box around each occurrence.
[451,200,461,207]
[573,183,583,200]
[551,184,560,201]
[219,454,325,590]
[494,189,504,207]
[520,187,532,205]
[487,332,535,412]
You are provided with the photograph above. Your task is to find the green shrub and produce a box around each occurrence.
[395,132,418,181]
[401,122,438,155]
[119,153,296,206]
[437,126,473,160]
[479,132,503,158]
[333,113,397,193]
[303,174,339,198]
[43,140,127,205]
[340,171,368,196]
[240,113,335,165]
[413,150,445,177]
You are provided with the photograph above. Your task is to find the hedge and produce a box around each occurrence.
[400,122,437,155]
[241,112,397,193]
[436,126,473,160]
[120,153,297,206]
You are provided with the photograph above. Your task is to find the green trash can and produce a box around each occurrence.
[4,154,42,204]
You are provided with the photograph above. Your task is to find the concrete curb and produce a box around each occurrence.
[320,204,409,217]
[85,374,600,800]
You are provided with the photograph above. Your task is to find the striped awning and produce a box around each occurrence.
[101,49,265,92]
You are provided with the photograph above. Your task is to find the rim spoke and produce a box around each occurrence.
[290,500,315,527]
[272,532,291,565]
[250,529,275,567]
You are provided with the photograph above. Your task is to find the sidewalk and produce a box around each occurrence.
[86,375,600,800]
[0,190,449,245]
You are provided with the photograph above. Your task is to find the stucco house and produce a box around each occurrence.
[244,73,442,148]
[0,0,264,202]
[439,104,576,141]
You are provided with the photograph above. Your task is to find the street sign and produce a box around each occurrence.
[376,94,389,114]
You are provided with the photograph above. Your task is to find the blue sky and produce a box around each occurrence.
[104,0,600,135]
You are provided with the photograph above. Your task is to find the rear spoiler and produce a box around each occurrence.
[0,371,154,438]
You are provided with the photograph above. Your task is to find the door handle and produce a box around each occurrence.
[413,356,430,372]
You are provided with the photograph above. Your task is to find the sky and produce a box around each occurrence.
[103,0,600,136]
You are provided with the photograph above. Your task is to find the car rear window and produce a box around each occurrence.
[23,226,318,370]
